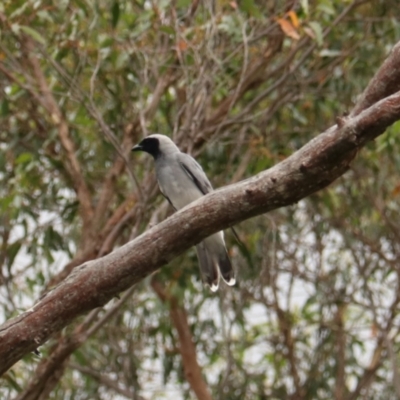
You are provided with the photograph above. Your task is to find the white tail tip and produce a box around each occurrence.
[225,277,236,286]
[210,283,219,292]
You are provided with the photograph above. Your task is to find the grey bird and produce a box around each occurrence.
[132,134,235,291]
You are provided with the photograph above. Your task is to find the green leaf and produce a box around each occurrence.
[159,25,175,35]
[317,1,335,16]
[55,47,70,62]
[7,241,22,268]
[67,0,87,16]
[111,0,120,29]
[9,2,30,19]
[309,21,323,46]
[241,0,262,17]
[0,99,9,116]
[301,0,309,16]
[16,152,33,165]
[3,371,23,392]
[177,0,191,7]
[319,49,341,57]
[19,25,46,45]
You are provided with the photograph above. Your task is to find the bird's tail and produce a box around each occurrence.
[196,233,235,291]
[218,250,235,286]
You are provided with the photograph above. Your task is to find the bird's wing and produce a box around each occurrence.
[158,187,176,210]
[176,152,213,195]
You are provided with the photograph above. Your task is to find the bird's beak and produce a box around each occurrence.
[131,144,143,152]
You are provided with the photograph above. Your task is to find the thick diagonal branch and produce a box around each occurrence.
[1,85,400,374]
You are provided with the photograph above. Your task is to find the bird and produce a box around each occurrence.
[132,134,235,291]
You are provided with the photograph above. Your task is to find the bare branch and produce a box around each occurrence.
[334,303,347,400]
[69,363,141,399]
[152,278,213,400]
[14,286,137,400]
[23,38,94,237]
[386,335,400,398]
[345,290,400,400]
[351,40,400,116]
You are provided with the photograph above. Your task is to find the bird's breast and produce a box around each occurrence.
[157,163,203,210]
